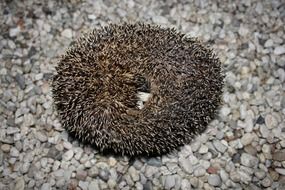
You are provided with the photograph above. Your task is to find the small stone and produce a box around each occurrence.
[188,155,198,165]
[269,170,279,181]
[7,127,20,134]
[41,183,51,190]
[145,166,159,178]
[88,14,96,20]
[255,170,266,179]
[261,176,272,187]
[14,177,25,190]
[179,157,193,174]
[23,114,35,127]
[232,153,241,163]
[37,132,48,142]
[64,170,72,180]
[164,175,176,189]
[35,73,43,81]
[220,170,229,181]
[255,2,263,14]
[61,29,73,38]
[99,169,110,181]
[181,179,191,190]
[56,178,65,188]
[79,181,89,190]
[191,141,201,152]
[189,177,198,188]
[238,25,249,36]
[265,114,278,129]
[264,39,273,47]
[108,157,117,167]
[260,125,269,138]
[240,133,254,146]
[133,160,143,170]
[147,158,162,167]
[220,107,231,116]
[21,162,30,174]
[54,169,65,177]
[240,153,259,167]
[76,170,87,181]
[67,180,78,190]
[194,166,206,177]
[1,144,11,152]
[28,46,37,57]
[128,166,140,182]
[15,74,25,90]
[208,174,222,187]
[275,168,285,175]
[213,140,227,153]
[207,167,217,174]
[10,147,20,157]
[273,150,285,161]
[143,181,152,190]
[40,158,48,168]
[63,141,72,149]
[199,145,208,154]
[47,146,62,160]
[88,181,99,190]
[9,27,20,37]
[244,144,258,155]
[274,46,285,55]
[62,149,74,161]
[88,166,99,177]
[256,115,265,124]
[107,179,117,189]
[230,171,240,182]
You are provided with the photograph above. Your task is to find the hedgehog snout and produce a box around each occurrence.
[137,91,152,109]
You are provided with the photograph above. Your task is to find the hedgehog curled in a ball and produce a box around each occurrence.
[52,23,224,156]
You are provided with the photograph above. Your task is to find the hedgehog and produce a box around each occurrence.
[52,23,224,156]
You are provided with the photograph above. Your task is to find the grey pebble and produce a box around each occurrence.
[240,153,259,167]
[193,166,206,177]
[99,168,110,181]
[261,176,272,187]
[1,144,11,152]
[240,133,254,146]
[213,140,227,153]
[54,169,65,177]
[128,166,140,182]
[181,179,191,190]
[178,157,193,174]
[265,114,278,129]
[164,175,176,189]
[37,131,48,142]
[10,147,20,157]
[41,183,51,190]
[14,177,25,190]
[88,166,99,177]
[62,149,74,161]
[273,150,285,162]
[145,166,159,178]
[142,181,152,190]
[274,46,285,55]
[147,158,162,167]
[76,170,88,181]
[6,127,20,134]
[47,146,62,160]
[88,181,99,190]
[208,174,222,187]
[275,168,285,175]
[15,74,25,90]
[78,181,89,190]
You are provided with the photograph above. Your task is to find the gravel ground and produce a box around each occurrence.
[1,0,285,189]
